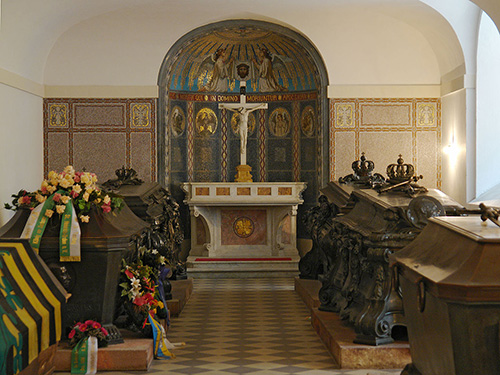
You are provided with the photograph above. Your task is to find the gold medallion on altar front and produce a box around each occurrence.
[233,217,254,238]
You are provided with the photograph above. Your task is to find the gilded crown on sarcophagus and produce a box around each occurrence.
[386,154,415,183]
[351,152,375,178]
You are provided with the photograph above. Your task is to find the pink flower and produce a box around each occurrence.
[92,322,101,329]
[70,190,79,198]
[68,329,76,339]
[84,320,94,326]
[125,269,134,279]
[53,193,61,202]
[101,204,111,213]
[18,196,31,205]
[79,324,88,332]
[74,175,81,183]
[133,295,146,306]
[101,327,108,336]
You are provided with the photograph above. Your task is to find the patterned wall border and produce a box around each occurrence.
[330,98,441,188]
[43,98,156,181]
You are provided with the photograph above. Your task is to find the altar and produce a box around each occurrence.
[182,182,306,277]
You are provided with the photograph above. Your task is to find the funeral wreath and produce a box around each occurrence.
[4,165,124,223]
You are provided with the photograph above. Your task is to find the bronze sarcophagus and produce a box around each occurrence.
[390,215,500,375]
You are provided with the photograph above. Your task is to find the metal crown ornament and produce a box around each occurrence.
[386,154,415,183]
[352,152,375,179]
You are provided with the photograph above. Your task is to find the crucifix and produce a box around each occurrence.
[219,79,268,182]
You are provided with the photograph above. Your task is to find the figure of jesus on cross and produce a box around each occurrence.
[219,79,268,181]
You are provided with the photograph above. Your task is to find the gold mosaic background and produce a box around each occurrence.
[330,98,441,188]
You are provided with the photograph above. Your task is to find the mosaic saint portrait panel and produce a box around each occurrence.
[170,105,186,137]
[195,108,218,137]
[269,107,291,137]
[301,106,315,137]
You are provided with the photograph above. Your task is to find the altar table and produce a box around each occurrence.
[181,182,306,269]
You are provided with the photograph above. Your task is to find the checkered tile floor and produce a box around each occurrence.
[108,278,403,375]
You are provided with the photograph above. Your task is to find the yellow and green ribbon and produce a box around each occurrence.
[21,191,81,262]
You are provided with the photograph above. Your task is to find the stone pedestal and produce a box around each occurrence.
[235,164,253,182]
[181,182,306,276]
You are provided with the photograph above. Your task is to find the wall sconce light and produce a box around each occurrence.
[443,135,459,157]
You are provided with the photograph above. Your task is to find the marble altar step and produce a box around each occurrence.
[294,277,411,369]
[186,256,299,278]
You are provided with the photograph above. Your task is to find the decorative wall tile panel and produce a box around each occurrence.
[416,131,438,188]
[334,131,356,180]
[330,98,441,188]
[48,104,69,128]
[334,103,355,128]
[44,98,156,182]
[361,104,411,127]
[131,103,152,129]
[73,132,127,180]
[130,132,154,181]
[47,133,69,173]
[359,131,413,174]
[74,104,126,127]
[417,102,438,127]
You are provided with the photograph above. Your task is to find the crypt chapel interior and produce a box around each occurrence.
[2,1,500,374]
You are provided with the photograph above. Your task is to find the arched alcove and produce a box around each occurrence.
[157,19,329,238]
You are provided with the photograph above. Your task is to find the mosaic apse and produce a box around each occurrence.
[158,20,329,239]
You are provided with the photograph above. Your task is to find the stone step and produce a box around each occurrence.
[186,257,299,278]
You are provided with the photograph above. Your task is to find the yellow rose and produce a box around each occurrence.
[64,174,74,184]
[83,192,90,202]
[47,185,57,194]
[45,209,54,218]
[61,196,71,204]
[59,179,71,189]
[72,184,82,195]
[80,215,90,223]
[64,166,75,176]
[81,174,91,186]
[36,194,46,203]
[103,195,111,205]
[41,180,49,189]
[48,171,58,180]
[56,205,66,214]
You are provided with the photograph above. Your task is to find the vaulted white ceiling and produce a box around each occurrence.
[1,0,494,84]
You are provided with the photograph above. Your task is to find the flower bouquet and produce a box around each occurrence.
[69,320,109,375]
[68,320,109,348]
[119,257,168,332]
[4,166,124,261]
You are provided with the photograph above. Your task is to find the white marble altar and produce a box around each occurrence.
[181,182,307,277]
